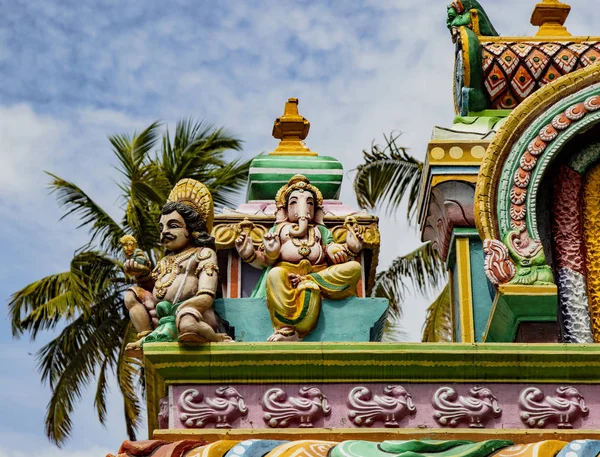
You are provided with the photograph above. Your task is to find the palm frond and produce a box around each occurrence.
[117,322,142,440]
[9,251,123,338]
[371,242,446,307]
[39,303,125,445]
[47,173,124,253]
[381,307,411,342]
[353,133,423,224]
[94,355,111,424]
[422,283,453,342]
[109,121,161,181]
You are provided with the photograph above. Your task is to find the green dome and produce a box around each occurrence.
[247,154,343,201]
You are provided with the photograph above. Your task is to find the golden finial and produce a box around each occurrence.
[270,98,318,156]
[530,0,571,37]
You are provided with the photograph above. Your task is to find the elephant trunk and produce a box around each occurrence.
[289,217,309,237]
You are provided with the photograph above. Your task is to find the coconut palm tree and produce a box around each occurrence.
[353,133,451,342]
[8,119,251,446]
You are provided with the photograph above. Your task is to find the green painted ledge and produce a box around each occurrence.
[484,285,558,343]
[143,341,600,435]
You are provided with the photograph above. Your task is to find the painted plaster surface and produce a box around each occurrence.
[213,297,387,342]
[168,383,600,430]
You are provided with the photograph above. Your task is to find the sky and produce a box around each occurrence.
[0,0,598,456]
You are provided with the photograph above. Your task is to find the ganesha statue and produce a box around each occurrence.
[235,174,363,342]
[124,178,232,352]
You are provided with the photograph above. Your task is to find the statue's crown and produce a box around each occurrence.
[275,174,324,208]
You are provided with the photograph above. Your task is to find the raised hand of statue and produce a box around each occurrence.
[263,232,281,260]
[346,227,364,255]
[124,259,150,277]
[344,217,364,256]
[235,233,255,262]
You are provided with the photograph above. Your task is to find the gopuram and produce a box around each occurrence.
[111,2,600,456]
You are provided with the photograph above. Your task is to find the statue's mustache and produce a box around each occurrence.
[161,233,176,242]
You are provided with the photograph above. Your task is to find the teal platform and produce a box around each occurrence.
[214,297,388,342]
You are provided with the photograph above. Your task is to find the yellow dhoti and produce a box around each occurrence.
[266,259,362,338]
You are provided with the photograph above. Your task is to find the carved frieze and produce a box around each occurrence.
[262,387,331,428]
[347,386,416,427]
[432,386,502,428]
[179,387,248,428]
[519,386,589,428]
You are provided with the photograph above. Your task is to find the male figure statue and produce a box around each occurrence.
[235,174,363,341]
[124,178,232,351]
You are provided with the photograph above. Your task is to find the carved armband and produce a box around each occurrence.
[240,251,257,263]
[197,261,219,277]
[195,288,216,298]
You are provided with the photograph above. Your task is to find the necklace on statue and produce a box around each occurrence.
[291,226,316,257]
[152,247,197,299]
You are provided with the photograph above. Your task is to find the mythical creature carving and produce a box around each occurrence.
[179,387,248,429]
[235,174,363,342]
[446,0,498,41]
[347,386,416,427]
[432,386,502,428]
[519,386,588,429]
[504,228,554,285]
[262,387,331,428]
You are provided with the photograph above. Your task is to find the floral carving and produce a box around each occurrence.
[483,239,516,285]
[519,386,589,429]
[179,387,248,428]
[432,386,502,428]
[346,386,416,427]
[262,387,331,428]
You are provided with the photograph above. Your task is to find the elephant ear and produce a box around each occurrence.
[314,208,325,225]
[275,207,288,223]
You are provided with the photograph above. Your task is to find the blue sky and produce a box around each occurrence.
[1,1,598,456]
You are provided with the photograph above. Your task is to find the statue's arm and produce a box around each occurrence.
[181,248,219,312]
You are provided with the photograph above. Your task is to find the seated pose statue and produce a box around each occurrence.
[124,178,232,351]
[235,174,363,341]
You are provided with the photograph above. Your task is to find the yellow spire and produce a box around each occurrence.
[270,98,317,156]
[530,0,571,37]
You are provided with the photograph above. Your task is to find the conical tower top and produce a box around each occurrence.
[270,98,317,156]
[530,0,571,37]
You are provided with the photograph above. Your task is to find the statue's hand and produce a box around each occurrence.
[263,232,281,260]
[235,233,255,261]
[345,226,364,255]
[124,259,149,277]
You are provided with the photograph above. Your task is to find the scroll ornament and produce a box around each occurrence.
[519,386,588,429]
[432,386,502,428]
[179,387,248,428]
[347,386,416,427]
[262,387,331,428]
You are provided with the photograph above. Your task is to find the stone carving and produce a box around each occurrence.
[124,179,232,354]
[179,387,248,428]
[504,228,554,285]
[235,174,363,342]
[262,387,331,428]
[446,0,498,41]
[212,219,269,250]
[422,183,476,261]
[432,386,502,428]
[481,94,600,287]
[158,397,169,429]
[483,239,516,285]
[519,386,588,429]
[347,386,416,427]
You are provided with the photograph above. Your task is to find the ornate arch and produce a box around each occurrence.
[475,64,600,286]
